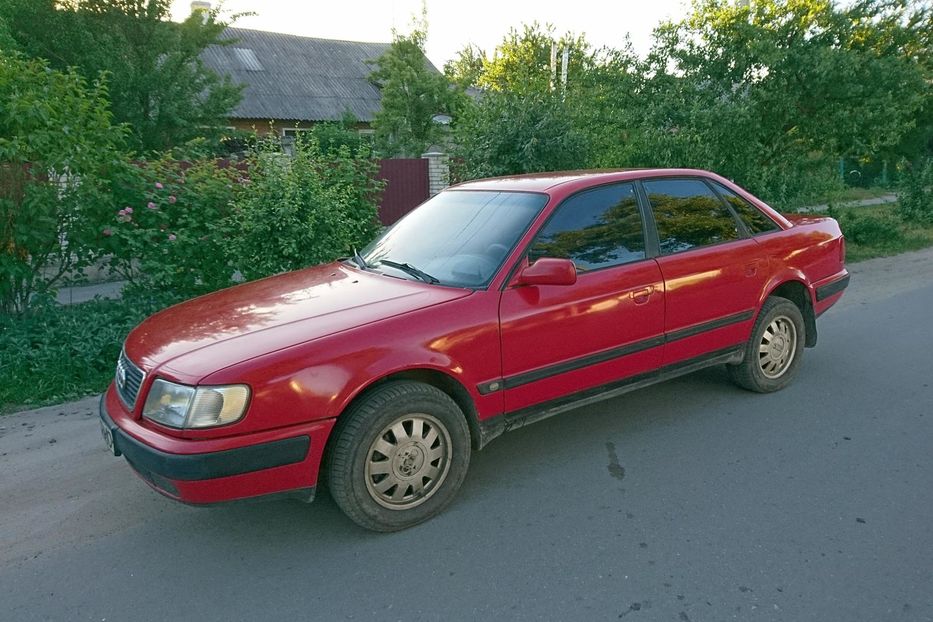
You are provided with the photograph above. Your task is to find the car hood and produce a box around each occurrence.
[124,262,472,381]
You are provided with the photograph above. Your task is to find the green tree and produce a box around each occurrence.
[443,44,485,90]
[449,23,628,178]
[477,23,592,96]
[1,54,127,313]
[452,89,588,180]
[638,0,932,203]
[369,10,461,157]
[0,13,17,51]
[1,0,242,153]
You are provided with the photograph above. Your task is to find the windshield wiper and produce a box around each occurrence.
[350,248,370,270]
[377,259,439,284]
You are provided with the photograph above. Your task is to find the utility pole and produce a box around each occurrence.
[561,47,569,97]
[550,43,558,92]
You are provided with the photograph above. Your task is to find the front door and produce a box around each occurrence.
[498,182,665,413]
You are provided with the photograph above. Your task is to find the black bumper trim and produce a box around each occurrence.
[816,274,850,301]
[99,396,310,481]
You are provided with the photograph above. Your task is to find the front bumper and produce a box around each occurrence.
[99,387,335,504]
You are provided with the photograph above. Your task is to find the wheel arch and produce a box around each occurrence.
[328,367,484,456]
[763,279,817,347]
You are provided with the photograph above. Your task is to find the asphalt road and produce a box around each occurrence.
[2,249,932,622]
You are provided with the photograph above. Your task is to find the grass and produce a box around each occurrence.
[780,186,895,211]
[0,295,164,414]
[828,186,894,203]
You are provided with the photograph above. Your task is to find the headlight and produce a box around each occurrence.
[142,380,250,429]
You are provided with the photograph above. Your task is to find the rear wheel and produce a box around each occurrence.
[728,296,805,393]
[326,381,471,532]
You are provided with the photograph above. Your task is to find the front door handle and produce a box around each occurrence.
[631,286,653,305]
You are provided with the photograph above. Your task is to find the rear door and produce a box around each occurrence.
[640,177,768,366]
[498,182,665,413]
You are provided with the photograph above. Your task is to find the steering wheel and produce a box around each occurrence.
[449,254,499,281]
[486,243,510,262]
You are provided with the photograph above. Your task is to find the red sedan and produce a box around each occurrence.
[99,169,849,531]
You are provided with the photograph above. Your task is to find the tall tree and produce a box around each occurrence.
[1,0,242,152]
[639,0,932,201]
[452,89,587,180]
[369,9,461,157]
[1,54,128,313]
[477,23,592,96]
[443,44,485,90]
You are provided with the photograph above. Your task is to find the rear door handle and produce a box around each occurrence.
[744,261,760,277]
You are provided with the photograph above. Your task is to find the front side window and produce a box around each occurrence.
[643,178,741,254]
[528,183,646,271]
[710,181,780,235]
[363,190,548,288]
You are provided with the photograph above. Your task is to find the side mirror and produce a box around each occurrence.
[516,258,577,287]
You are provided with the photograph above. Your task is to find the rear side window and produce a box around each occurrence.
[710,182,780,235]
[643,178,740,254]
[529,183,646,271]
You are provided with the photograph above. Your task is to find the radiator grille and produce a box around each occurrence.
[115,350,145,408]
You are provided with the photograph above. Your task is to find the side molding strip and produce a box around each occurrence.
[815,274,850,301]
[477,310,754,394]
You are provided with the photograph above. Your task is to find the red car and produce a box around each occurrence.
[99,169,849,531]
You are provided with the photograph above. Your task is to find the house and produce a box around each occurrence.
[196,19,450,219]
[200,26,418,138]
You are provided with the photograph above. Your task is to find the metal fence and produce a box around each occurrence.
[375,158,429,226]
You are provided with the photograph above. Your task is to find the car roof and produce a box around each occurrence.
[448,168,720,193]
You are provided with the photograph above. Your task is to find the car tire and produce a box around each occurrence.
[326,381,471,532]
[728,296,806,393]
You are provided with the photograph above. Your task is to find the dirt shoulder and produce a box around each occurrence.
[842,246,933,308]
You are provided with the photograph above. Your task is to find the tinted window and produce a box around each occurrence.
[710,182,780,235]
[643,179,740,254]
[363,190,548,287]
[529,183,646,271]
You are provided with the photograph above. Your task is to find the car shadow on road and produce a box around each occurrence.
[144,365,747,545]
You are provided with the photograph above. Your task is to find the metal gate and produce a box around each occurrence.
[376,158,429,226]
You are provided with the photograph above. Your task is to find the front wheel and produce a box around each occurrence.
[326,381,471,532]
[728,296,805,393]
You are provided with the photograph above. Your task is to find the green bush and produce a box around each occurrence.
[830,207,903,247]
[896,159,933,226]
[231,134,383,280]
[0,295,163,410]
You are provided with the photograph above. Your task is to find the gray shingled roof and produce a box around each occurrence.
[201,27,396,123]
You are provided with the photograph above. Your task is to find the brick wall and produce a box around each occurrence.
[421,151,450,196]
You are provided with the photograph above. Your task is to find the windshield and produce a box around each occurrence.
[362,190,549,288]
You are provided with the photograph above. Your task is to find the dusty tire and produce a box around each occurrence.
[728,296,805,393]
[326,381,471,532]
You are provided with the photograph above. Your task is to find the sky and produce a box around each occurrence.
[170,0,689,68]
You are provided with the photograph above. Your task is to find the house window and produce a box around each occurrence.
[281,128,312,138]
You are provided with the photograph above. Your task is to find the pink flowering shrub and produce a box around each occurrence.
[100,157,240,299]
[97,135,382,303]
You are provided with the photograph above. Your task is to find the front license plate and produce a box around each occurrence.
[100,420,119,456]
